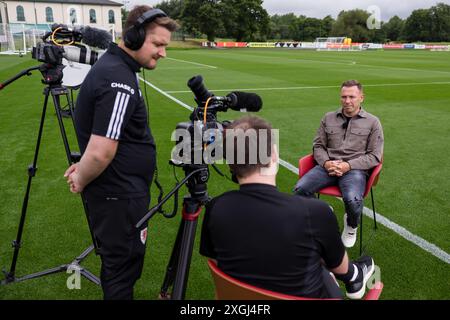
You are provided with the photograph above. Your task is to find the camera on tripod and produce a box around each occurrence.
[135,75,264,299]
[0,24,108,287]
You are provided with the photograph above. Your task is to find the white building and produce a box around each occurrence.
[0,0,123,33]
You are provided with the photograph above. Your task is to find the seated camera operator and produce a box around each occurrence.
[200,115,375,299]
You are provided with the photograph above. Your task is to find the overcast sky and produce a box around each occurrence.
[120,0,450,21]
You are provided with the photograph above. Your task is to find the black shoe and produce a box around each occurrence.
[345,256,375,299]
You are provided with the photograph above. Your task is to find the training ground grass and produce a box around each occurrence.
[0,48,449,300]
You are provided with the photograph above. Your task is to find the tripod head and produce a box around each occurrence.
[0,62,66,92]
[178,162,210,203]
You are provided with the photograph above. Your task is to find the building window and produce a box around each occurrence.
[0,10,3,23]
[108,10,115,24]
[89,9,96,23]
[16,5,25,22]
[46,7,54,23]
[70,8,77,24]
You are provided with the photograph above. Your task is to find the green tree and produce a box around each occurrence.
[181,0,224,41]
[402,3,450,42]
[430,3,450,41]
[155,0,184,20]
[222,0,270,41]
[269,13,297,40]
[382,15,404,42]
[403,8,432,42]
[303,17,325,41]
[290,15,305,41]
[370,21,386,43]
[331,9,371,42]
[121,7,129,29]
[322,15,335,36]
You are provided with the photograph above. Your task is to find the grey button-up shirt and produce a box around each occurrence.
[313,107,384,170]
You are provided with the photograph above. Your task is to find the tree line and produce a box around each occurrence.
[129,0,450,42]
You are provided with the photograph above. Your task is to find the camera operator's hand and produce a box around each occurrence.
[64,163,85,193]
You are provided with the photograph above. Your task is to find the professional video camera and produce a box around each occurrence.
[171,75,263,196]
[171,75,263,200]
[30,24,111,85]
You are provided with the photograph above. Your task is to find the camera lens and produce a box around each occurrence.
[187,75,213,102]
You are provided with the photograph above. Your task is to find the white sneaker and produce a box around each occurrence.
[341,214,357,248]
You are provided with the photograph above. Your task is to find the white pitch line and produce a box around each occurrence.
[165,81,450,94]
[362,207,450,264]
[166,57,218,69]
[280,159,450,265]
[298,58,450,76]
[224,52,450,76]
[141,79,450,265]
[139,77,193,111]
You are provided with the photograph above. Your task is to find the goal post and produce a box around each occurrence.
[314,36,360,51]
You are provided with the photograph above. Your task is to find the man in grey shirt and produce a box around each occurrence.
[294,80,384,248]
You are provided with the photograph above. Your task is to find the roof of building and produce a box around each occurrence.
[8,0,123,6]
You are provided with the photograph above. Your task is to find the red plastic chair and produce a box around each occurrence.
[207,259,383,300]
[298,154,383,255]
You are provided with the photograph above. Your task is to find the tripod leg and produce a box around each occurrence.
[160,200,203,300]
[3,88,50,283]
[51,87,73,164]
[51,87,98,251]
[171,202,203,300]
[79,269,101,285]
[172,218,199,300]
[73,245,96,264]
[10,248,100,285]
[159,219,185,298]
[16,265,67,282]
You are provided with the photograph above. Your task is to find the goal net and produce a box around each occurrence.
[314,37,360,51]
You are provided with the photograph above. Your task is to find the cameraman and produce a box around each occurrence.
[200,116,375,299]
[64,6,177,299]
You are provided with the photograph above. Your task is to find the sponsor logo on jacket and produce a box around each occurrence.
[111,82,135,95]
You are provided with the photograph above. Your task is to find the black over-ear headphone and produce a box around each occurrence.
[124,9,168,51]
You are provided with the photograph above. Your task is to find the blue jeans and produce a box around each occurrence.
[294,165,368,228]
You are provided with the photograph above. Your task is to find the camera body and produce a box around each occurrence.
[172,76,236,168]
[31,25,104,85]
[171,76,262,199]
[32,42,64,65]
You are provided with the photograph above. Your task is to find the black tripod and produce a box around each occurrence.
[136,164,210,300]
[0,64,100,286]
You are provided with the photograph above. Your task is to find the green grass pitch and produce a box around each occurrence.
[0,48,449,299]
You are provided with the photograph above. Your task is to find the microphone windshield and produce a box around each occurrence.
[227,92,263,112]
[80,26,112,49]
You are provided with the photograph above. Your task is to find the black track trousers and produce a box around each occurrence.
[86,194,150,300]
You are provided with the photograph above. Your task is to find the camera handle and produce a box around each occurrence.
[0,66,41,90]
[135,166,207,228]
[135,165,209,300]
